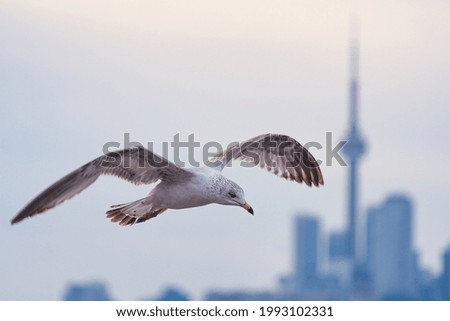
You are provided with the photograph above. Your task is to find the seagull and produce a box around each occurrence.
[11,133,324,226]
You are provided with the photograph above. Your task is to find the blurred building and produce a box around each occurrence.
[366,195,417,299]
[328,232,353,292]
[441,245,450,300]
[205,290,280,301]
[155,287,190,301]
[140,286,190,301]
[63,281,112,301]
[293,215,319,293]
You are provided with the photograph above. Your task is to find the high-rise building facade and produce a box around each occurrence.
[293,215,319,293]
[366,195,416,299]
[328,232,353,290]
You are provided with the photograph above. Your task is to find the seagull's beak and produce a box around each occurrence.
[241,202,254,215]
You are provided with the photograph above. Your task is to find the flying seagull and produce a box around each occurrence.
[11,133,324,226]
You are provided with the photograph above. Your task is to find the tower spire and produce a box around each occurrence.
[342,20,366,264]
[349,16,360,134]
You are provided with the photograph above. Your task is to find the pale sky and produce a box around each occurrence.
[1,0,449,300]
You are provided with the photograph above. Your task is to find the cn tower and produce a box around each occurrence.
[342,29,367,263]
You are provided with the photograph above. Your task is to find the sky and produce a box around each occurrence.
[1,0,450,300]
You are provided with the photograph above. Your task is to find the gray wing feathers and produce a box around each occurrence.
[210,134,324,187]
[10,164,100,224]
[11,147,189,224]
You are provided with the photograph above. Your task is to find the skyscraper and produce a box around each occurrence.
[328,231,353,291]
[342,30,366,262]
[366,195,416,299]
[293,215,319,293]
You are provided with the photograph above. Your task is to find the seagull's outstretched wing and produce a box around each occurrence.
[11,147,191,224]
[210,134,324,187]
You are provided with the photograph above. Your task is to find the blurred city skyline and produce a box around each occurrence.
[1,0,449,300]
[61,195,450,300]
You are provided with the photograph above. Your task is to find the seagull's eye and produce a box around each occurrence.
[229,192,237,198]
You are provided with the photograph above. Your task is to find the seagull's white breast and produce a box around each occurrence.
[156,167,224,209]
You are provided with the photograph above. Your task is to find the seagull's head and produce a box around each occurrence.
[218,180,254,215]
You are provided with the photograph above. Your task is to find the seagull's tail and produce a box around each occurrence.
[106,198,167,226]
